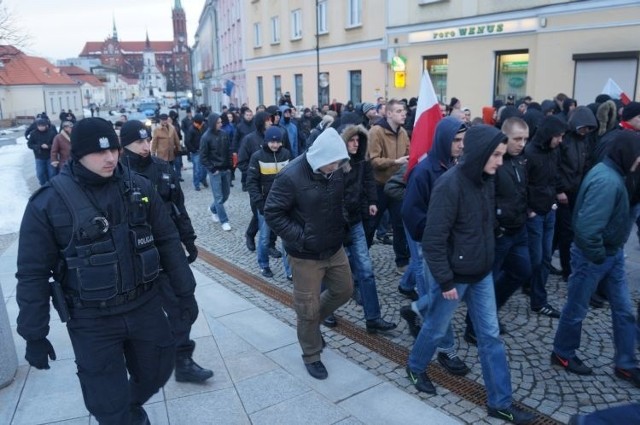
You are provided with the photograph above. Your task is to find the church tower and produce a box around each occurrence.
[172,0,187,46]
[171,0,190,93]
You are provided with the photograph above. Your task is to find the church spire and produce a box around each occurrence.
[145,30,151,49]
[174,0,182,10]
[112,14,118,41]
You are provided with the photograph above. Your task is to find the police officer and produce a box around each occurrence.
[15,117,198,425]
[119,119,213,382]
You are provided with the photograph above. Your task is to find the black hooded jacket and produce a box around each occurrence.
[200,113,233,172]
[238,112,270,174]
[523,115,568,214]
[340,124,377,225]
[423,125,507,292]
[557,106,597,195]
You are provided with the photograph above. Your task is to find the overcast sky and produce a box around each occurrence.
[4,0,204,61]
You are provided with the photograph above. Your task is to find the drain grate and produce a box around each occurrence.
[198,247,561,425]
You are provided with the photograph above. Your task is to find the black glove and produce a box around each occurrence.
[25,338,56,370]
[179,294,199,324]
[186,242,198,263]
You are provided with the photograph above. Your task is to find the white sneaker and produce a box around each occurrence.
[211,211,220,223]
[221,222,231,231]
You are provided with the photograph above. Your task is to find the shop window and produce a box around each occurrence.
[423,55,448,104]
[573,52,638,104]
[349,70,362,104]
[495,50,529,103]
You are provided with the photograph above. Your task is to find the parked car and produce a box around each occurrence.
[137,101,158,117]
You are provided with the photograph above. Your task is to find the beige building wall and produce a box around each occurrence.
[386,0,640,117]
[244,0,387,108]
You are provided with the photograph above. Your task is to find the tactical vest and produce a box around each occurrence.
[50,172,160,307]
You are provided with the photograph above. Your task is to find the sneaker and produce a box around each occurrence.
[195,186,200,191]
[398,285,418,301]
[286,274,293,281]
[396,265,408,275]
[614,367,640,388]
[376,234,393,245]
[210,211,220,222]
[268,247,282,258]
[305,360,328,380]
[245,235,256,252]
[437,352,470,376]
[322,314,337,328]
[221,222,231,231]
[464,326,477,346]
[589,293,606,308]
[261,267,274,278]
[533,304,560,318]
[487,405,535,424]
[400,306,421,338]
[549,264,563,276]
[550,352,593,375]
[202,180,209,188]
[365,318,397,334]
[406,366,436,394]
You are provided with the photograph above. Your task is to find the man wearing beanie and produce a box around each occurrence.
[119,120,213,384]
[407,125,534,424]
[15,117,198,425]
[264,127,353,380]
[26,116,58,185]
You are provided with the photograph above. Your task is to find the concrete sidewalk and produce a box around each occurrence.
[0,239,460,425]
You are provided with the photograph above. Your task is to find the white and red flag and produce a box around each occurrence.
[406,70,442,176]
[602,78,631,105]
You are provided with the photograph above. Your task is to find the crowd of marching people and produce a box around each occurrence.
[19,88,640,424]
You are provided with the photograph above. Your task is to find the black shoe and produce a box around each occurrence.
[376,234,393,245]
[323,314,337,328]
[286,274,293,281]
[406,366,436,394]
[269,247,282,258]
[175,356,214,383]
[195,186,201,191]
[437,352,470,376]
[549,264,563,276]
[261,267,274,278]
[130,406,150,425]
[533,304,561,318]
[245,235,256,252]
[499,322,507,335]
[464,327,477,346]
[614,367,640,388]
[202,180,209,188]
[400,306,421,338]
[366,318,397,334]
[590,293,606,308]
[305,360,328,380]
[550,352,593,375]
[398,286,418,301]
[521,285,531,296]
[487,405,535,424]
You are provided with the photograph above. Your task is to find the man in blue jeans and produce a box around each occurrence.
[200,112,233,231]
[407,125,534,424]
[552,131,640,387]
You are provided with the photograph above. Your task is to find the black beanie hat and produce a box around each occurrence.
[622,102,640,122]
[119,120,150,147]
[71,118,120,159]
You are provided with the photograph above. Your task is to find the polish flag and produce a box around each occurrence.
[602,78,631,105]
[406,70,442,176]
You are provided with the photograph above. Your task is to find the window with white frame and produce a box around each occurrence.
[291,9,302,39]
[253,23,261,47]
[317,0,327,34]
[271,16,280,44]
[347,0,361,27]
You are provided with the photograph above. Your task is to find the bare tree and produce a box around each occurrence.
[0,0,30,48]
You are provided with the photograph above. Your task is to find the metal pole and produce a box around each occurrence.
[316,0,321,107]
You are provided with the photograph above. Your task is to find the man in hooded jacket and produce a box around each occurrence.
[406,125,534,425]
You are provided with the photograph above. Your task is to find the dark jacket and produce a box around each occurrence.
[200,113,233,172]
[121,149,196,247]
[557,106,597,195]
[27,125,57,160]
[402,116,464,242]
[238,112,270,174]
[15,161,195,339]
[184,122,206,154]
[340,124,377,225]
[246,140,291,212]
[233,117,255,153]
[523,115,568,215]
[264,128,350,260]
[422,125,507,292]
[495,153,528,234]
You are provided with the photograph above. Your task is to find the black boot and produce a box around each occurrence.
[175,356,214,383]
[130,406,150,425]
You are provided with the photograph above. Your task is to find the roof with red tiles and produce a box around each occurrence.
[0,45,78,86]
[80,40,175,56]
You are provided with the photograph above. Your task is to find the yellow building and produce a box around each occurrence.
[387,0,640,115]
[244,0,386,108]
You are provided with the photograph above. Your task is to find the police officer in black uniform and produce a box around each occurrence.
[15,117,198,425]
[119,119,213,382]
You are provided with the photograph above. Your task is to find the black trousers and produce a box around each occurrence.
[67,294,175,425]
[365,185,409,267]
[159,275,195,356]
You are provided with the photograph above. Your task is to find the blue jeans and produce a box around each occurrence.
[257,212,291,276]
[553,246,637,369]
[208,170,230,224]
[173,155,183,179]
[345,222,381,321]
[494,226,531,309]
[399,227,426,293]
[526,211,556,310]
[35,158,56,186]
[191,153,206,188]
[408,273,513,409]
